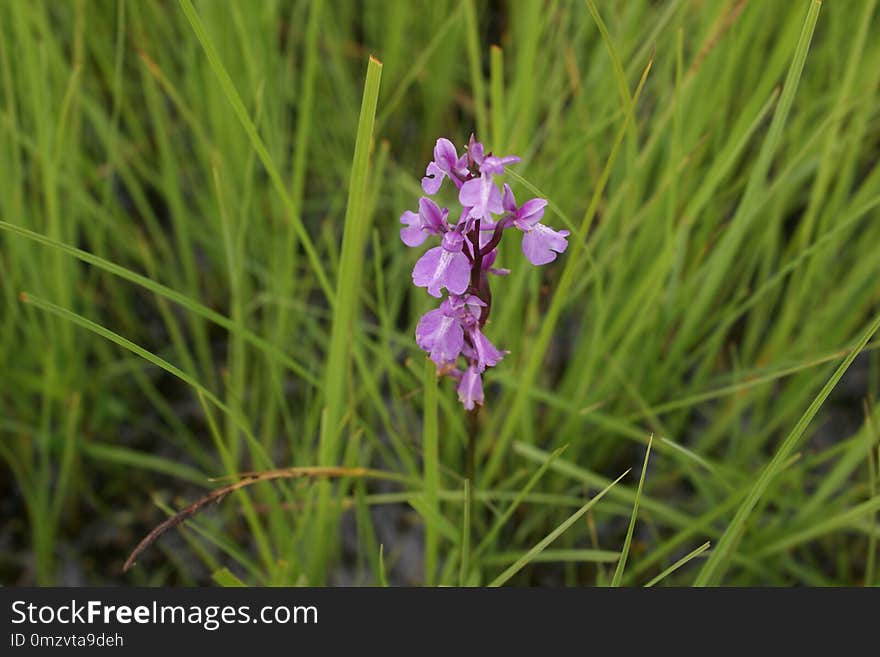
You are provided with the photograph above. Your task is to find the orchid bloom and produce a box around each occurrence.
[400,136,568,409]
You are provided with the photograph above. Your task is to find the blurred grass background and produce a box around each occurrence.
[1,0,879,586]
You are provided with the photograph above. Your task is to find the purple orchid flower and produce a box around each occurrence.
[457,365,484,411]
[422,138,469,194]
[467,324,506,371]
[459,176,504,225]
[402,136,568,410]
[412,230,470,297]
[458,144,519,225]
[400,197,450,247]
[414,291,507,376]
[502,184,569,266]
[415,305,464,365]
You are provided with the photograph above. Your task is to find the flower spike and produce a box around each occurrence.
[403,137,567,409]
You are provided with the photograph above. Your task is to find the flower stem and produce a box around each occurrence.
[480,217,508,256]
[466,407,479,485]
[468,218,483,291]
[465,406,480,576]
[468,218,493,327]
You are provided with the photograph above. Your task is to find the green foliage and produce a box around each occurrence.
[1,0,879,586]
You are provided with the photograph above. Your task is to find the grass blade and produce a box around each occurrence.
[644,541,711,587]
[611,435,653,586]
[473,445,568,560]
[460,479,472,586]
[423,358,440,585]
[311,55,382,582]
[488,468,631,587]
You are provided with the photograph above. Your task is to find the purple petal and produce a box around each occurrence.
[442,230,464,252]
[416,308,464,364]
[460,176,503,221]
[415,308,443,350]
[514,198,548,230]
[476,177,493,218]
[469,327,506,371]
[418,196,448,234]
[434,138,459,171]
[442,251,471,295]
[502,184,517,213]
[479,155,505,176]
[442,295,465,314]
[400,210,427,247]
[480,154,521,176]
[467,136,485,165]
[446,153,470,189]
[457,366,484,410]
[460,342,475,361]
[458,178,482,208]
[485,182,504,216]
[444,293,485,320]
[421,162,444,195]
[522,223,570,266]
[412,246,471,297]
[412,247,442,293]
[462,294,486,322]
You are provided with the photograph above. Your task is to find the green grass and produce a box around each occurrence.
[1,0,880,586]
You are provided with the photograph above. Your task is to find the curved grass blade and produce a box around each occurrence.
[488,468,630,587]
[644,541,711,588]
[124,465,408,572]
[482,549,620,566]
[611,436,653,586]
[473,445,568,561]
[212,567,246,587]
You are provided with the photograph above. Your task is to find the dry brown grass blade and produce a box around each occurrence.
[122,466,411,572]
